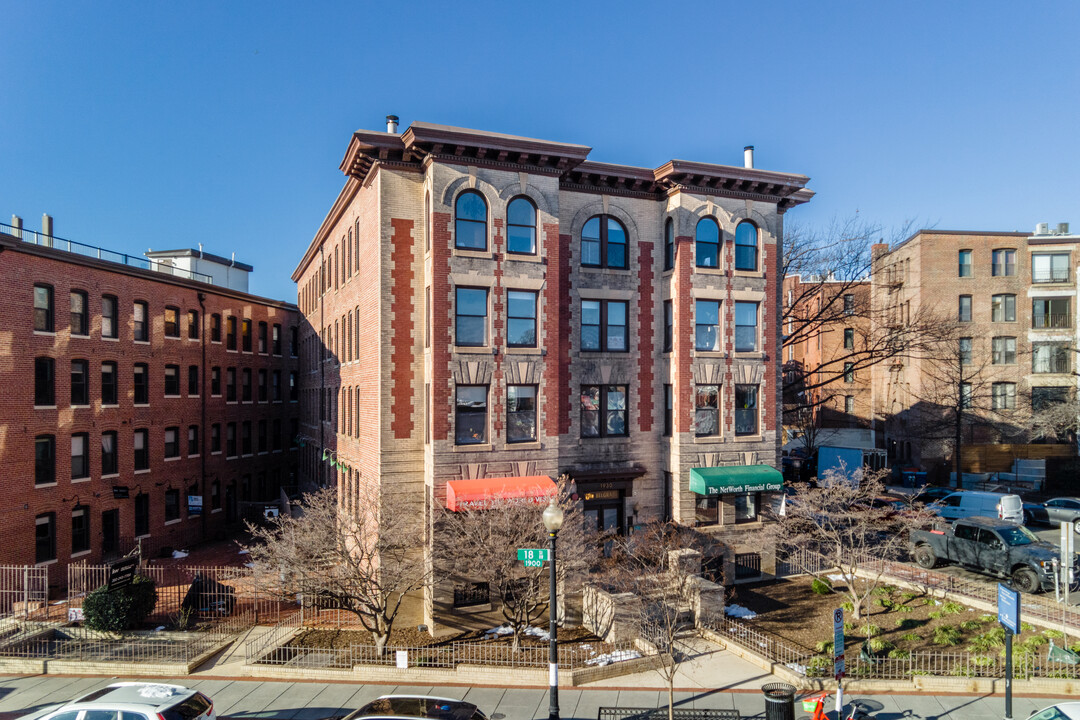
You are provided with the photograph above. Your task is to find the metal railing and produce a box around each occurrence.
[1033,270,1071,284]
[1032,313,1072,329]
[805,649,1080,681]
[0,222,214,284]
[0,566,50,620]
[0,622,241,664]
[706,615,815,670]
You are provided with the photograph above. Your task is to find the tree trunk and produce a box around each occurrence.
[374,632,388,657]
[954,406,963,489]
[667,679,674,720]
[851,596,862,621]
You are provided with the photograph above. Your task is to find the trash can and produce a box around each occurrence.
[761,682,796,720]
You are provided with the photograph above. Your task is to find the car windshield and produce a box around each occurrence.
[1030,707,1079,720]
[999,525,1039,546]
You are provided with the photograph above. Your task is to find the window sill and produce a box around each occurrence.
[453,443,492,452]
[695,266,725,276]
[211,508,222,514]
[453,248,494,260]
[453,346,495,355]
[580,266,632,276]
[134,469,151,475]
[35,482,58,489]
[35,559,58,567]
[695,350,726,359]
[188,454,200,460]
[164,519,181,526]
[734,434,764,442]
[33,331,56,337]
[71,334,90,340]
[164,335,180,341]
[732,269,764,279]
[71,477,91,484]
[164,395,181,399]
[211,451,222,456]
[733,351,765,360]
[102,337,119,342]
[504,347,543,356]
[505,253,544,265]
[189,394,200,399]
[580,436,631,444]
[693,435,724,443]
[506,441,542,450]
[134,340,150,345]
[101,473,119,480]
[226,455,238,461]
[34,405,58,410]
[134,403,150,408]
[71,404,91,409]
[101,404,119,409]
[71,550,92,559]
[164,456,181,462]
[135,533,151,540]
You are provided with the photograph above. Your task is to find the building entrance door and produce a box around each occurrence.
[101,509,120,559]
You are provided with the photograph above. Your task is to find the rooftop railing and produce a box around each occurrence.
[0,222,214,285]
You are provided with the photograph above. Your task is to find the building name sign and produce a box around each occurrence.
[718,481,782,495]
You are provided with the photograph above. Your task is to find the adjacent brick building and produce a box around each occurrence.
[293,119,812,621]
[0,219,300,583]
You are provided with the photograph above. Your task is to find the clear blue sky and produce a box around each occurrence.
[2,1,1077,301]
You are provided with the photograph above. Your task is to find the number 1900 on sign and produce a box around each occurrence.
[517,548,549,567]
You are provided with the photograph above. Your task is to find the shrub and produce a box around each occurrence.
[873,597,894,610]
[868,638,894,654]
[900,591,920,603]
[895,618,920,630]
[810,577,832,595]
[928,611,943,620]
[844,621,857,633]
[841,600,855,613]
[978,614,996,624]
[969,627,1007,653]
[82,575,158,633]
[933,625,963,646]
[806,656,831,675]
[860,623,882,638]
[941,601,965,615]
[873,585,897,596]
[888,648,911,659]
[959,620,980,631]
[1043,629,1066,639]
[815,640,833,654]
[1021,622,1035,633]
[900,632,922,642]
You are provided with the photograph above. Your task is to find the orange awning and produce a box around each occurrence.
[445,475,556,511]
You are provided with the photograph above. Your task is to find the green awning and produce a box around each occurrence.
[690,465,783,495]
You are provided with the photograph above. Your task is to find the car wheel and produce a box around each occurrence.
[1023,511,1032,525]
[1073,518,1080,533]
[1012,566,1040,594]
[914,545,938,569]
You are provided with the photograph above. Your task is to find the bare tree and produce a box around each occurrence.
[774,468,938,620]
[600,523,726,720]
[244,485,430,655]
[434,476,587,651]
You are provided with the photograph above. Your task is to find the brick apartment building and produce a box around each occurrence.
[0,218,300,582]
[292,118,812,623]
[870,225,1077,471]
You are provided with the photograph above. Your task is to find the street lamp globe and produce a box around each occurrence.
[542,498,564,532]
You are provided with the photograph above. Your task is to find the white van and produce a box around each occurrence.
[933,491,1023,523]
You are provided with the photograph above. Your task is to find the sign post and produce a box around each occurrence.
[1062,521,1075,607]
[833,607,845,716]
[517,548,550,568]
[998,583,1020,720]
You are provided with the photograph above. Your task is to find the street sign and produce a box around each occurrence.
[998,583,1020,634]
[832,608,845,680]
[517,548,550,567]
[106,556,138,591]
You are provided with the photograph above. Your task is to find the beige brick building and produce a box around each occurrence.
[291,120,812,625]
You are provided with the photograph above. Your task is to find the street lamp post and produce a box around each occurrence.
[542,498,565,720]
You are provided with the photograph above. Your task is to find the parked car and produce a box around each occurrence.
[1023,497,1080,529]
[1029,702,1080,720]
[909,516,1066,593]
[911,486,961,505]
[342,696,488,720]
[929,490,1023,523]
[29,683,214,720]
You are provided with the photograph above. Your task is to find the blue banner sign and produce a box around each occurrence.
[998,583,1020,634]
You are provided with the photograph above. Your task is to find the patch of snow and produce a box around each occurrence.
[786,662,807,676]
[137,685,178,700]
[581,644,592,650]
[483,624,551,641]
[238,549,249,555]
[827,573,849,583]
[584,649,641,666]
[154,626,166,632]
[171,550,189,559]
[244,563,254,568]
[725,604,757,619]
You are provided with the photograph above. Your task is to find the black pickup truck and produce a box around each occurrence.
[909,516,1063,593]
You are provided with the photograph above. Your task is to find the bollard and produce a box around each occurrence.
[761,682,797,720]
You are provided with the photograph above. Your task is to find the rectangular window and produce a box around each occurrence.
[164,365,180,396]
[135,494,150,537]
[211,314,221,342]
[844,327,855,350]
[101,431,118,476]
[695,496,719,526]
[959,338,972,365]
[843,294,855,316]
[992,382,1016,410]
[664,384,673,437]
[272,370,282,402]
[101,295,118,338]
[35,435,55,485]
[580,384,628,438]
[35,514,55,564]
[424,286,431,349]
[69,433,88,479]
[958,249,972,277]
[663,300,673,353]
[960,382,973,409]
[734,494,759,524]
[165,489,180,522]
[188,425,199,456]
[1033,342,1071,374]
[735,224,758,271]
[694,384,720,437]
[290,326,298,356]
[844,362,855,384]
[455,288,488,347]
[242,319,252,352]
[211,480,221,510]
[226,422,237,457]
[581,299,628,352]
[991,337,1016,365]
[735,385,759,436]
[258,419,268,453]
[226,316,237,350]
[134,429,149,470]
[258,321,268,353]
[506,385,537,443]
[845,395,855,414]
[695,299,721,352]
[164,427,179,458]
[71,507,90,555]
[211,423,221,453]
[664,221,674,271]
[34,357,55,406]
[1032,298,1071,329]
[70,290,88,335]
[133,301,148,341]
[188,310,199,339]
[735,301,758,352]
[258,369,268,402]
[289,371,298,401]
[242,368,252,402]
[958,295,972,323]
[226,367,236,402]
[164,306,180,338]
[1032,253,1070,284]
[507,290,538,348]
[210,367,221,396]
[70,360,89,405]
[97,361,117,405]
[272,324,281,355]
[241,421,252,455]
[272,419,282,451]
[992,294,1016,322]
[991,249,1016,277]
[455,385,488,445]
[188,365,199,396]
[33,284,54,333]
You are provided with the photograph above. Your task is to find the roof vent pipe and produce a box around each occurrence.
[10,215,22,239]
[41,213,53,247]
[744,146,754,169]
[386,115,399,134]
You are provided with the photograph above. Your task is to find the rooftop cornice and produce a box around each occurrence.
[655,160,809,202]
[560,161,664,198]
[402,122,591,176]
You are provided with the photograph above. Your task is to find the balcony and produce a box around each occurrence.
[0,222,214,284]
[1032,269,1071,284]
[1032,313,1072,329]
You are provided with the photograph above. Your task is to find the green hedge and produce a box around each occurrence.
[82,575,158,632]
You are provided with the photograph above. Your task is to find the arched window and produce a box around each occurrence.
[695,217,720,269]
[735,221,758,271]
[507,197,537,254]
[664,218,674,271]
[581,215,627,269]
[455,191,488,250]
